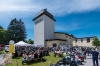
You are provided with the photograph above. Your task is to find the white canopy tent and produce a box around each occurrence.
[30,44,44,47]
[37,44,44,47]
[30,44,37,47]
[15,41,31,46]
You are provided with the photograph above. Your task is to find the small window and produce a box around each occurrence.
[53,43,57,47]
[66,36,68,38]
[70,36,71,39]
[76,39,77,43]
[66,40,68,42]
[87,38,90,43]
[81,39,83,43]
[59,43,62,46]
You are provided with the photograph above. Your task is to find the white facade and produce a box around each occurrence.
[73,38,94,47]
[34,15,44,46]
[34,14,55,46]
[33,9,96,47]
[44,15,55,40]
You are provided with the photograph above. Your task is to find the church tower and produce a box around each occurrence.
[33,9,56,47]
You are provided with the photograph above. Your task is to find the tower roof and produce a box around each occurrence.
[33,9,56,21]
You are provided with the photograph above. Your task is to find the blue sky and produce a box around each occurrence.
[0,0,100,40]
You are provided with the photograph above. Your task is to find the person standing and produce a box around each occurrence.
[54,50,57,57]
[91,48,99,66]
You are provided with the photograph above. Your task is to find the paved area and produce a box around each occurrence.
[80,56,100,66]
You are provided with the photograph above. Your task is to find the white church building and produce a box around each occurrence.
[33,9,96,47]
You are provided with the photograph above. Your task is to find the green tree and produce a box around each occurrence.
[0,26,4,29]
[0,28,4,43]
[7,18,27,43]
[24,40,27,43]
[3,30,10,44]
[0,26,9,44]
[27,39,34,44]
[92,37,100,46]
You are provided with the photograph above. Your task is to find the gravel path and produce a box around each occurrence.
[80,56,100,66]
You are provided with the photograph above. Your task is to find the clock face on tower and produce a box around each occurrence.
[35,18,43,24]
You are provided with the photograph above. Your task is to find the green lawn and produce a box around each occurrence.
[0,50,5,54]
[5,52,62,66]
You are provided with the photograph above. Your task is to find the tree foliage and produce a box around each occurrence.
[0,26,4,29]
[27,39,34,44]
[3,30,10,44]
[92,37,100,46]
[0,26,9,44]
[0,28,4,43]
[7,18,27,43]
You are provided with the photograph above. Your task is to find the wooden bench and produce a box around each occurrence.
[33,58,41,62]
[23,57,31,64]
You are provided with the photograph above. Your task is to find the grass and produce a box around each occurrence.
[5,52,62,66]
[0,50,5,54]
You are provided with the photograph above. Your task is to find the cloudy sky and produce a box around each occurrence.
[0,0,100,40]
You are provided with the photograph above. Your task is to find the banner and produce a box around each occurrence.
[0,53,12,66]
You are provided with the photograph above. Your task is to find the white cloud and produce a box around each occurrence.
[38,0,100,15]
[0,0,100,16]
[0,0,39,12]
[0,0,100,29]
[0,0,100,39]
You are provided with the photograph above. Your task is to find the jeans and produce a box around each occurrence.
[92,58,99,66]
[87,51,90,56]
[54,53,57,57]
[22,58,27,64]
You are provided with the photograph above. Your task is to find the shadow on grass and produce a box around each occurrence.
[22,60,47,65]
[6,52,62,66]
[43,54,50,57]
[13,57,21,59]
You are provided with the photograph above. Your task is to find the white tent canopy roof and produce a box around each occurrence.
[30,44,44,47]
[15,41,31,46]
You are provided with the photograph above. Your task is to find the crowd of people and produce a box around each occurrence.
[4,45,100,66]
[51,46,100,66]
[15,46,51,64]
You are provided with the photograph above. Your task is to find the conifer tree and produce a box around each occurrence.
[7,18,27,43]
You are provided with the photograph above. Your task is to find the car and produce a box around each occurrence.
[5,45,9,52]
[0,44,5,51]
[0,47,3,51]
